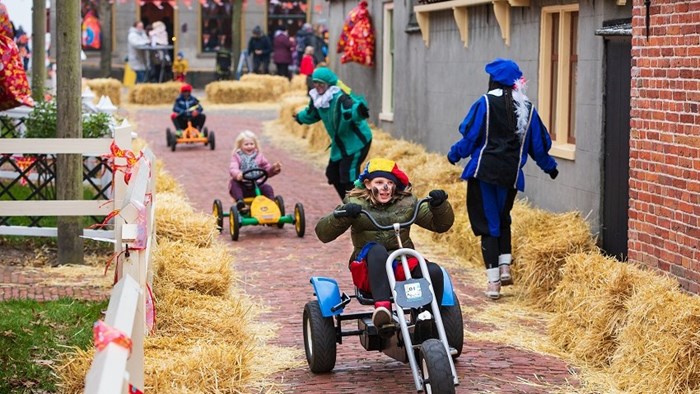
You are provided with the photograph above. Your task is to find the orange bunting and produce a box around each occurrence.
[93,320,132,353]
[107,141,143,186]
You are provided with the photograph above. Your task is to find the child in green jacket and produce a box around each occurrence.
[314,158,453,330]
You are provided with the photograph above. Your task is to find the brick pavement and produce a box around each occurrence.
[131,101,580,393]
[0,265,109,301]
[0,100,581,392]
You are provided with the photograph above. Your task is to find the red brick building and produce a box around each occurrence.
[628,0,700,293]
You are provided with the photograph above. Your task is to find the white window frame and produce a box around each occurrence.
[538,4,579,160]
[380,3,394,122]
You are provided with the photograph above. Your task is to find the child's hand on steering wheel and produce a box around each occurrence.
[236,173,243,181]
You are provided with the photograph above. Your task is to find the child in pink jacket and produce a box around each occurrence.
[229,130,281,210]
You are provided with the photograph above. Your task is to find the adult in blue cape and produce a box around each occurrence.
[447,58,559,300]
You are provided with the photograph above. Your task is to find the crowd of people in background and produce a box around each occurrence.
[247,22,328,81]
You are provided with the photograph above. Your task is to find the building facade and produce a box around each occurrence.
[71,0,329,81]
[323,0,632,254]
[628,0,700,293]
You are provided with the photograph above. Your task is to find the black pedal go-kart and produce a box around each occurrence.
[303,197,463,393]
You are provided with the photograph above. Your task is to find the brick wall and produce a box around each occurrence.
[628,0,700,293]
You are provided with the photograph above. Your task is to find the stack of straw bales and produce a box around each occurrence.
[56,161,289,392]
[290,74,309,92]
[511,205,597,309]
[84,78,122,105]
[240,73,291,98]
[128,82,183,105]
[205,81,272,103]
[205,74,293,104]
[549,252,700,393]
[272,97,700,393]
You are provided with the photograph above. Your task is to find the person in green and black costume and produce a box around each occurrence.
[293,67,372,200]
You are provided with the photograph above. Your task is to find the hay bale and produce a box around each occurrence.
[290,74,309,92]
[155,192,217,247]
[152,285,248,338]
[152,239,233,296]
[144,284,256,392]
[205,81,274,103]
[155,160,185,196]
[54,347,94,394]
[128,82,183,104]
[608,274,700,393]
[510,202,596,309]
[240,73,291,99]
[548,252,639,367]
[84,78,122,105]
[145,337,253,393]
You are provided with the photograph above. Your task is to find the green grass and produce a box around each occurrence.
[0,298,108,393]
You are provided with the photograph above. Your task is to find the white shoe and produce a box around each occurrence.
[500,264,512,286]
[485,281,501,300]
[372,306,392,328]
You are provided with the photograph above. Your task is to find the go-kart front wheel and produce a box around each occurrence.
[274,195,285,228]
[303,301,336,373]
[419,339,455,394]
[166,127,173,147]
[208,130,216,150]
[441,293,464,358]
[229,206,241,241]
[212,199,223,233]
[294,203,305,237]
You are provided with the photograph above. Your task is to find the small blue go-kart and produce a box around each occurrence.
[303,197,463,393]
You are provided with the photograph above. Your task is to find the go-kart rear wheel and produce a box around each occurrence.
[203,126,209,138]
[294,203,305,237]
[208,130,216,150]
[212,199,223,233]
[166,127,172,147]
[229,206,241,241]
[441,292,464,358]
[274,195,285,228]
[303,301,336,373]
[419,339,455,394]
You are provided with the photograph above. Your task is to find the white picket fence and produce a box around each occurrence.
[0,123,155,393]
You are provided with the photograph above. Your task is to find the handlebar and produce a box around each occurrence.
[333,197,432,230]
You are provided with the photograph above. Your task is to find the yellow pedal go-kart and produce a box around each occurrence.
[212,168,305,241]
[166,119,215,152]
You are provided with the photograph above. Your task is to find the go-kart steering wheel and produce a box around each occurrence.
[241,168,269,187]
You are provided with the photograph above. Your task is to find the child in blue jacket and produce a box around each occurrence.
[171,83,205,131]
[447,58,558,300]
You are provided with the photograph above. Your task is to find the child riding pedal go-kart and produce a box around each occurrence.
[305,158,463,393]
[212,168,305,240]
[166,83,215,151]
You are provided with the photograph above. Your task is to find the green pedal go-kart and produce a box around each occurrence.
[212,168,305,241]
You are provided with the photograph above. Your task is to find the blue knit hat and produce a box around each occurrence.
[485,58,523,87]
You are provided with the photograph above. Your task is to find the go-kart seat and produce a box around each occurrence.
[355,287,375,306]
[355,287,395,306]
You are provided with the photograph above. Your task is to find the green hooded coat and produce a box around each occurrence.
[295,68,373,161]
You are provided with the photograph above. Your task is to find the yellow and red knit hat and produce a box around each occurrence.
[356,158,409,190]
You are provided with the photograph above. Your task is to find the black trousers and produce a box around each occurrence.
[366,244,444,305]
[173,113,206,130]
